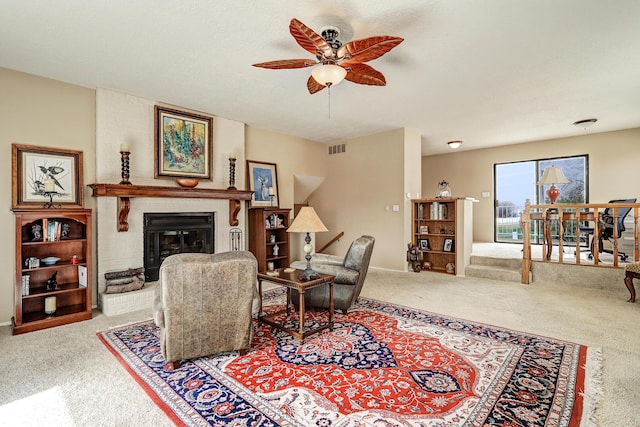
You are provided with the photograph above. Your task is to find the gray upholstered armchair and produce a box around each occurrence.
[153,251,259,369]
[290,235,375,313]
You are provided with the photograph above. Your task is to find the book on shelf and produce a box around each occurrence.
[439,204,447,220]
[431,202,439,220]
[42,220,64,241]
[429,202,448,220]
[21,275,30,296]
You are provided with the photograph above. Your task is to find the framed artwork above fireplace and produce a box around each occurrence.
[154,105,213,180]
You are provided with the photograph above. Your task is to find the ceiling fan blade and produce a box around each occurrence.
[290,18,334,59]
[307,75,326,94]
[345,63,386,86]
[338,36,404,64]
[252,59,317,69]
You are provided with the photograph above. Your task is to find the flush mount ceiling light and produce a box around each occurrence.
[447,140,463,149]
[573,118,598,130]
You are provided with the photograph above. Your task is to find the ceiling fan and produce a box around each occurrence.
[253,18,404,94]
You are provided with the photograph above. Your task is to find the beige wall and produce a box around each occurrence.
[422,128,640,242]
[0,68,96,325]
[245,127,328,260]
[245,127,327,212]
[246,127,421,270]
[403,128,423,251]
[246,127,420,271]
[309,129,409,270]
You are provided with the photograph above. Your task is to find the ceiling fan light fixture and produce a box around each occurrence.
[572,118,598,130]
[311,64,347,87]
[447,140,463,149]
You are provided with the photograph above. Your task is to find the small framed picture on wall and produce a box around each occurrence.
[12,144,84,209]
[247,160,279,208]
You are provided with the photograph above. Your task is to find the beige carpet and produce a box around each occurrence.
[0,256,638,426]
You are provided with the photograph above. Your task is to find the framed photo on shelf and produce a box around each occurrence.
[419,225,429,234]
[419,238,430,251]
[154,105,213,179]
[443,238,454,252]
[247,160,279,208]
[11,144,84,209]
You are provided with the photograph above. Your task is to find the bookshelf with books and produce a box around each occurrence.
[411,198,474,275]
[13,209,92,334]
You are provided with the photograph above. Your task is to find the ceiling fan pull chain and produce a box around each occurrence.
[327,83,332,119]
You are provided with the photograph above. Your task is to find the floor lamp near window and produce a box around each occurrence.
[287,207,328,280]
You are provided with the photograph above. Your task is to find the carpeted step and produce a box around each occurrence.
[465,264,524,283]
[469,255,522,269]
[465,255,528,283]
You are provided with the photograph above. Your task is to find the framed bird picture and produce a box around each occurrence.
[12,144,84,209]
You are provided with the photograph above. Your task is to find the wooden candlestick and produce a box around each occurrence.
[227,157,237,189]
[120,151,132,185]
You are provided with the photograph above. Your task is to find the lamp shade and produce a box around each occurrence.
[311,64,347,86]
[537,166,569,185]
[287,207,328,233]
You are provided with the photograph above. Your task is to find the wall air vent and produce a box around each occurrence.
[329,143,346,155]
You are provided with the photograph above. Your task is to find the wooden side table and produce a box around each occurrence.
[257,269,334,342]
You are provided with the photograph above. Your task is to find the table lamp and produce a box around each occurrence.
[287,206,328,280]
[537,166,569,204]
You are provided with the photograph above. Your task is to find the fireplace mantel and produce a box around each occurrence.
[89,183,253,232]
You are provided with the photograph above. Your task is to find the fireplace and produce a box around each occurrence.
[143,212,215,281]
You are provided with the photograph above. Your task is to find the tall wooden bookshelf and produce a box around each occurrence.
[13,209,92,334]
[411,198,474,275]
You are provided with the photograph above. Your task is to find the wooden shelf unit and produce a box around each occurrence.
[411,198,474,275]
[13,209,92,334]
[248,208,291,273]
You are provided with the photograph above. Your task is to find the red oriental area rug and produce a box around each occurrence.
[98,291,601,426]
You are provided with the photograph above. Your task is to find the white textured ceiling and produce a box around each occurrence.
[2,1,639,155]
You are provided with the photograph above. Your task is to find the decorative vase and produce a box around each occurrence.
[176,178,199,188]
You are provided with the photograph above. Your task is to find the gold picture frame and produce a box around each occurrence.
[154,106,213,179]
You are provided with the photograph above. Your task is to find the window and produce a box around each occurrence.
[494,155,588,243]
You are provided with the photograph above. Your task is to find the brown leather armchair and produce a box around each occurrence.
[290,235,375,313]
[153,251,258,369]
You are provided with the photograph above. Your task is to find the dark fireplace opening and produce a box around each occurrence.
[143,212,215,282]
